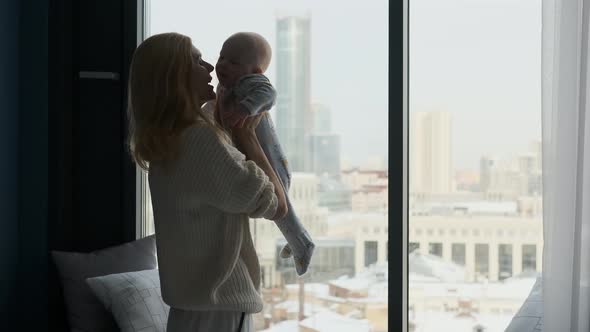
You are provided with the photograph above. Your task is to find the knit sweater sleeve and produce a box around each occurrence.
[180,125,278,219]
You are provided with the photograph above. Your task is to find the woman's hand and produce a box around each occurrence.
[271,187,289,221]
[232,113,264,139]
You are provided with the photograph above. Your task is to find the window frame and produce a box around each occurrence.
[134,0,407,330]
[135,0,151,239]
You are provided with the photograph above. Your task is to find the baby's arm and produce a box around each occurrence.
[223,74,276,128]
[235,76,276,117]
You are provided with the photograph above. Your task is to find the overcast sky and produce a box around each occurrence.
[150,0,389,167]
[410,0,542,169]
[150,0,540,170]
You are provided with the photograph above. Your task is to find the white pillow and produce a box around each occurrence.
[52,235,158,332]
[86,269,169,332]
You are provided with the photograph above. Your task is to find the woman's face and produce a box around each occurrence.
[191,46,216,105]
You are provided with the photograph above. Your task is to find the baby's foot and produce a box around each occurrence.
[280,231,315,276]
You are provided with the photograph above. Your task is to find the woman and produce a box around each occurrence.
[127,32,282,331]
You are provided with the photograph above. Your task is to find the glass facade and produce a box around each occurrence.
[276,16,312,172]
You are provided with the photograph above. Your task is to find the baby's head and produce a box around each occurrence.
[215,32,272,87]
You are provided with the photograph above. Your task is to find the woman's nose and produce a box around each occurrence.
[204,61,214,72]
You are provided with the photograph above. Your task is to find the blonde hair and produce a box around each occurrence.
[127,32,227,170]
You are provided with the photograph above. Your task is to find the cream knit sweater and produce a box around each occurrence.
[148,123,278,313]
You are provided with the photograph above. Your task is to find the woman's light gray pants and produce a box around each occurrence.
[167,308,253,332]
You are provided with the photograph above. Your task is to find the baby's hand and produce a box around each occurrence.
[223,109,249,128]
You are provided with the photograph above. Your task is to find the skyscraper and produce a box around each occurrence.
[410,111,453,194]
[308,102,341,176]
[310,134,341,176]
[480,156,496,193]
[311,102,332,133]
[275,15,312,172]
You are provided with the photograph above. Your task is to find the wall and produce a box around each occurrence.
[0,0,21,324]
[18,0,50,329]
[0,0,138,329]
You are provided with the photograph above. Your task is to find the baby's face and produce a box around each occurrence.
[215,40,257,88]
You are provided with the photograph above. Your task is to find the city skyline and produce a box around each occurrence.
[144,1,543,330]
[149,0,388,167]
[151,0,542,171]
[410,0,542,170]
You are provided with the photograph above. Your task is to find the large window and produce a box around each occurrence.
[409,242,420,254]
[143,0,388,331]
[451,243,466,266]
[522,244,537,272]
[475,243,490,279]
[364,241,379,267]
[428,242,442,257]
[498,244,513,281]
[408,0,543,330]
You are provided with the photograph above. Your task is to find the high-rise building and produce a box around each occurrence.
[307,102,341,176]
[276,15,312,172]
[480,150,542,198]
[480,156,497,193]
[318,175,353,212]
[311,102,332,133]
[309,134,341,176]
[410,111,453,194]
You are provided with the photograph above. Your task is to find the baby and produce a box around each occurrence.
[215,32,315,276]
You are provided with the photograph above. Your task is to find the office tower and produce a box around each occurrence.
[480,156,496,193]
[410,111,453,194]
[276,15,312,172]
[310,134,341,176]
[312,102,332,133]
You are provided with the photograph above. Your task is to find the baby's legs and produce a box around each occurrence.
[275,192,315,276]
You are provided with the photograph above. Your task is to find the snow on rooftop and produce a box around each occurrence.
[409,252,467,283]
[285,283,330,297]
[300,311,372,332]
[410,272,537,300]
[409,272,441,283]
[409,252,538,300]
[329,277,370,291]
[410,311,513,332]
[274,300,331,316]
[316,294,347,303]
[325,263,388,292]
[260,312,372,332]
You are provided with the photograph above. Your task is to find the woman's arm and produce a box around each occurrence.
[180,125,278,219]
[233,120,288,221]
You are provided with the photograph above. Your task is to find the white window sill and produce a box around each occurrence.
[505,277,543,332]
